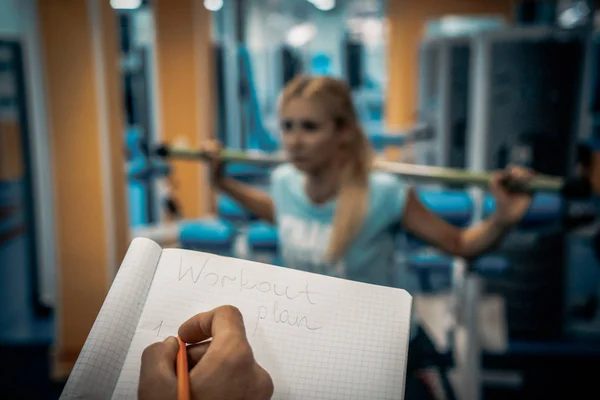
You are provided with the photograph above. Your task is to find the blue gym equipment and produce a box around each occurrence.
[179,218,236,256]
[217,195,256,224]
[403,190,473,250]
[247,222,280,265]
[220,48,279,186]
[419,190,473,227]
[483,192,563,229]
[126,127,172,227]
[407,253,510,293]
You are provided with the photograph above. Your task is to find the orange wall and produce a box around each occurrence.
[386,0,515,128]
[38,0,127,372]
[0,118,23,180]
[39,0,110,357]
[154,0,214,219]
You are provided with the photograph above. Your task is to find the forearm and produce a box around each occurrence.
[217,178,275,224]
[457,214,512,259]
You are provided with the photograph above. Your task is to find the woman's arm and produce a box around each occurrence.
[217,178,276,224]
[401,167,533,259]
[201,139,276,224]
[401,188,511,259]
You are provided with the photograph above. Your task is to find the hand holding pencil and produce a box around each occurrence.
[138,305,274,400]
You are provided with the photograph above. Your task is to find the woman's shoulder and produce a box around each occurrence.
[368,171,410,216]
[369,171,405,190]
[270,163,300,184]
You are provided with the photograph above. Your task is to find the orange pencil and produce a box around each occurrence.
[176,337,190,400]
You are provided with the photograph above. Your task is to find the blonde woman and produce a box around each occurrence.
[202,75,532,398]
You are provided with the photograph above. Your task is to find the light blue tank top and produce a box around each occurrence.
[270,164,419,339]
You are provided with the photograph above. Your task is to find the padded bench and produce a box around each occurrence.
[179,218,236,256]
[405,190,473,249]
[225,163,271,185]
[218,195,257,224]
[247,222,281,265]
[483,193,563,229]
[408,253,510,293]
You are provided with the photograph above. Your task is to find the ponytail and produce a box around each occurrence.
[325,128,373,262]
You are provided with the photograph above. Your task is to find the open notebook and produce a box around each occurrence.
[60,237,412,399]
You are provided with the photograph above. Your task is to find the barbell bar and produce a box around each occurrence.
[156,145,565,193]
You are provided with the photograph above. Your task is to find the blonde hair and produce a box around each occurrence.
[279,75,374,262]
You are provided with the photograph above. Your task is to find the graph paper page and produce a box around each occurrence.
[60,238,163,399]
[113,248,412,399]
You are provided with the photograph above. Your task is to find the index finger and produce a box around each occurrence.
[139,337,179,384]
[178,305,247,344]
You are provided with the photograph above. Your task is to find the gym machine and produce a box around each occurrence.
[467,25,588,340]
[416,36,472,169]
[462,7,598,394]
[467,27,584,177]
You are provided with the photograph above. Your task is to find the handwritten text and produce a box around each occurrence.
[178,257,320,305]
[253,302,323,336]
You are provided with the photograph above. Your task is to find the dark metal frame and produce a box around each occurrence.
[0,39,47,315]
[119,8,158,225]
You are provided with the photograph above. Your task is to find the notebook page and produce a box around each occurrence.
[113,248,412,400]
[60,238,163,400]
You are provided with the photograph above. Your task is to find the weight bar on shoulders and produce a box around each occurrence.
[157,144,600,260]
[155,145,564,193]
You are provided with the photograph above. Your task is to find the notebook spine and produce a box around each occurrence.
[60,238,163,400]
